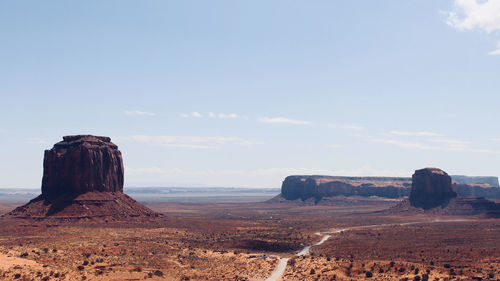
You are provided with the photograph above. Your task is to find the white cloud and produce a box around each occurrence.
[447,0,500,54]
[489,41,500,55]
[219,113,238,119]
[258,117,312,125]
[390,131,443,137]
[340,125,364,131]
[429,139,470,145]
[489,137,500,141]
[367,137,434,150]
[191,112,202,118]
[123,110,155,116]
[179,112,239,119]
[115,135,258,149]
[447,0,500,32]
[358,134,500,154]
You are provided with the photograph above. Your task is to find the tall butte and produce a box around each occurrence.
[409,168,457,209]
[6,135,159,220]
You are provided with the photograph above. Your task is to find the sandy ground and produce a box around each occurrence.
[0,252,40,270]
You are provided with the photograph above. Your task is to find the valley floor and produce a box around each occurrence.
[0,198,499,280]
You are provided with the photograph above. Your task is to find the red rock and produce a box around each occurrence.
[409,168,457,209]
[5,135,160,221]
[41,135,124,199]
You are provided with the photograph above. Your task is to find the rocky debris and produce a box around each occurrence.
[4,135,160,221]
[7,192,158,220]
[41,135,124,199]
[280,175,411,202]
[388,197,500,217]
[409,168,457,209]
[451,175,499,187]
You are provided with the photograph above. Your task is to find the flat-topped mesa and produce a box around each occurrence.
[41,135,124,199]
[280,175,412,201]
[409,168,457,209]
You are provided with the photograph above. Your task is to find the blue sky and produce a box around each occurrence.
[1,0,500,188]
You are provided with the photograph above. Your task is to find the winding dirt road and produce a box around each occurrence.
[264,219,468,281]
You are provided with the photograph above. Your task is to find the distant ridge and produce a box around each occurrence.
[276,173,500,203]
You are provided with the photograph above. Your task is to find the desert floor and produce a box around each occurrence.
[0,197,499,281]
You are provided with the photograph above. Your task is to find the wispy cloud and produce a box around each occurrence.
[325,123,364,131]
[489,41,500,55]
[366,137,434,150]
[180,112,239,119]
[218,113,238,119]
[123,110,155,116]
[390,131,443,137]
[115,135,258,149]
[357,133,500,154]
[258,117,312,125]
[125,166,410,182]
[446,0,500,54]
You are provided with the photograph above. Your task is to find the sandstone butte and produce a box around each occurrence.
[409,168,457,209]
[5,135,159,220]
[397,167,500,217]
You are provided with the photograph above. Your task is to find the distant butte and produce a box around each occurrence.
[5,135,160,220]
[391,167,500,217]
[409,168,457,209]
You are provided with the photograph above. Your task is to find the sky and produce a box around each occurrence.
[1,0,500,189]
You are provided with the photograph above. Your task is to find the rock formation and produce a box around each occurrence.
[277,172,500,204]
[41,135,124,199]
[5,135,159,220]
[280,175,411,202]
[388,167,500,217]
[409,168,457,209]
[451,175,499,187]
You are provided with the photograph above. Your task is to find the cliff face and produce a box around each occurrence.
[451,175,499,187]
[280,175,411,201]
[280,173,500,202]
[41,135,124,199]
[6,135,159,220]
[455,184,500,199]
[409,168,457,209]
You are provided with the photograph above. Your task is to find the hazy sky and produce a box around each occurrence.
[1,1,500,188]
